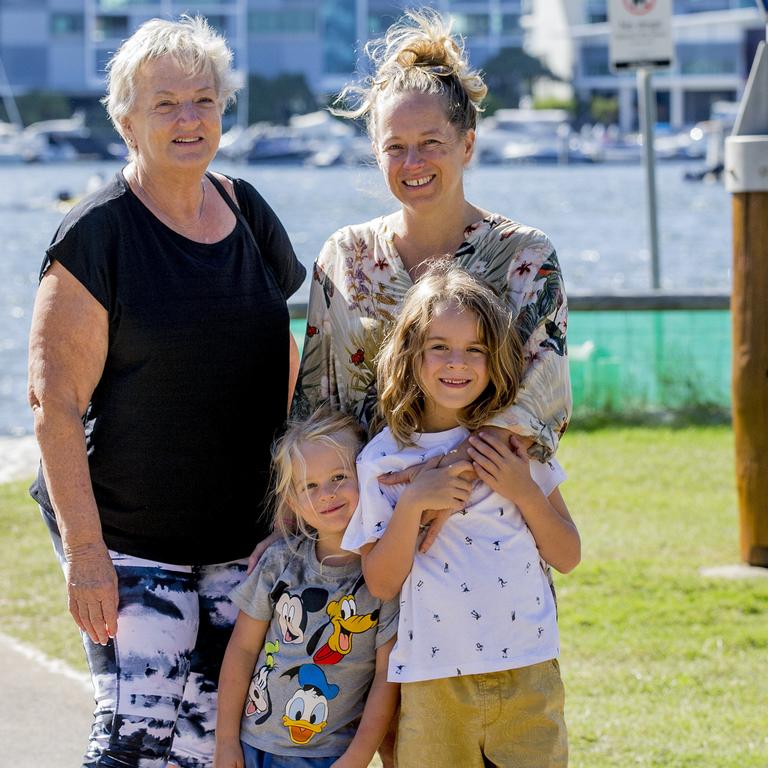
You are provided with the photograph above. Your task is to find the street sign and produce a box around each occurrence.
[608,0,674,71]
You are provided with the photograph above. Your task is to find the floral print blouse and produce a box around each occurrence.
[293,214,571,460]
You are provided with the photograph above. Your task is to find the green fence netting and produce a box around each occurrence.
[291,310,732,417]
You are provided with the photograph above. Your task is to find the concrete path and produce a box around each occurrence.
[0,633,92,767]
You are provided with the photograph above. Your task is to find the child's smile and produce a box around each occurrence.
[419,303,490,431]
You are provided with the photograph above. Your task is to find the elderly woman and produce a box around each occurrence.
[294,8,570,469]
[27,17,304,767]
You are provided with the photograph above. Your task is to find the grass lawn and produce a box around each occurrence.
[2,425,766,767]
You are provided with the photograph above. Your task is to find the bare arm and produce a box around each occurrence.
[361,462,474,601]
[468,431,580,573]
[245,333,301,574]
[333,636,399,768]
[28,262,115,644]
[287,332,299,411]
[214,612,269,768]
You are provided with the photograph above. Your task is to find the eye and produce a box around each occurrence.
[304,481,317,491]
[340,598,355,620]
[468,346,487,354]
[384,143,404,154]
[309,701,327,725]
[287,694,306,721]
[331,473,347,483]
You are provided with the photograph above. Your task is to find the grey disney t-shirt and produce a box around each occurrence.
[230,538,399,758]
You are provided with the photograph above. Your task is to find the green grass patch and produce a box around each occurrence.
[2,426,766,766]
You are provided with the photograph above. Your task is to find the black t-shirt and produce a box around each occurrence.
[31,171,306,564]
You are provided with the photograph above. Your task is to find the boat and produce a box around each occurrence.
[21,112,114,162]
[219,111,375,166]
[477,108,587,164]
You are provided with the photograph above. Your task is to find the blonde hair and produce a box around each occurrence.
[376,261,523,446]
[270,408,364,545]
[102,15,238,149]
[334,8,487,139]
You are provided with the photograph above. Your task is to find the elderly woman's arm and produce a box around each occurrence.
[28,262,115,646]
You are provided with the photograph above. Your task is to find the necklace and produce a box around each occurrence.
[133,174,207,230]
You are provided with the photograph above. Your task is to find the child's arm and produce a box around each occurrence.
[468,431,581,573]
[332,636,399,768]
[214,612,270,768]
[360,461,474,600]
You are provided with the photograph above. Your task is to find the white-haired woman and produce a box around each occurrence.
[27,16,304,767]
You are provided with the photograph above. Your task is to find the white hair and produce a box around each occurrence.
[102,15,239,143]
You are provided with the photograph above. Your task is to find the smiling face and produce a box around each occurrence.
[119,54,221,174]
[291,440,359,543]
[419,302,490,432]
[372,90,475,215]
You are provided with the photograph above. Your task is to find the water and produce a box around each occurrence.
[0,159,731,436]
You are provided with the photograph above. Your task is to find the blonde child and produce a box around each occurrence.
[342,262,581,768]
[215,410,399,768]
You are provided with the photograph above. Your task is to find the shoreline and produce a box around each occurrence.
[0,436,40,484]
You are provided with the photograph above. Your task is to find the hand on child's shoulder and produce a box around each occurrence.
[467,431,541,505]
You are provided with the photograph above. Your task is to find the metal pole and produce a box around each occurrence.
[637,67,661,290]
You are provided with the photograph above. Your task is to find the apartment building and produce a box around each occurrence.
[0,0,528,111]
[565,0,765,130]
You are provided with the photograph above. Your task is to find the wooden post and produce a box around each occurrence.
[731,191,768,566]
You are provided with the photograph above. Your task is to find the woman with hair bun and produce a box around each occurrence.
[294,7,570,496]
[289,9,572,766]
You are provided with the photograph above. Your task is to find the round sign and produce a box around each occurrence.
[623,0,657,14]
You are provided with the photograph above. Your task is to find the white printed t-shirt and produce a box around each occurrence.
[341,425,565,684]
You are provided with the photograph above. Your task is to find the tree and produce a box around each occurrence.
[480,48,558,113]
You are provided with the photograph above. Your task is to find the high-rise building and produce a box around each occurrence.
[0,0,528,116]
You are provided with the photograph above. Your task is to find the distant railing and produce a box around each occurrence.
[289,295,733,419]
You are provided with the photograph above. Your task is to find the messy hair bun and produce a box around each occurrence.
[334,8,487,137]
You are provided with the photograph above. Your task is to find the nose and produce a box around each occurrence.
[319,482,337,500]
[403,144,424,168]
[177,101,201,124]
[447,350,468,367]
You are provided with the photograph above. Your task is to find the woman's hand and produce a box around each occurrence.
[65,543,118,645]
[246,530,281,575]
[468,431,538,505]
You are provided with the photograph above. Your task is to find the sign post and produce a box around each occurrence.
[724,0,768,567]
[608,0,674,290]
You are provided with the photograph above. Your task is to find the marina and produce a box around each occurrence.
[0,159,732,438]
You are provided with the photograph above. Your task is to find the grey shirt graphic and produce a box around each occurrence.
[230,538,398,758]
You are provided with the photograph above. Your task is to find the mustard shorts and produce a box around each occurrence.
[396,660,567,768]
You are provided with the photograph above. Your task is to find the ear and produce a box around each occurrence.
[119,117,135,148]
[463,129,476,166]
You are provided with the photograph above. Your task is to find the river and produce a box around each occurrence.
[0,159,731,437]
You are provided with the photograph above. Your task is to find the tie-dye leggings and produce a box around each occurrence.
[50,527,248,767]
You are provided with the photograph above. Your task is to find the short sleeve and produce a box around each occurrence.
[42,202,116,311]
[375,595,399,648]
[233,178,306,298]
[529,456,566,499]
[229,544,286,621]
[341,450,397,553]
